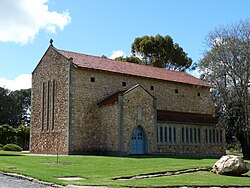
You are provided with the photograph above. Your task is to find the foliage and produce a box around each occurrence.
[115,56,143,64]
[0,144,3,150]
[130,34,192,70]
[0,87,15,126]
[15,125,30,150]
[199,19,250,159]
[0,87,31,127]
[0,124,30,149]
[2,144,22,151]
[0,153,249,187]
[0,124,16,145]
[9,88,31,127]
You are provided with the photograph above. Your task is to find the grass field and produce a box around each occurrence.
[0,151,249,187]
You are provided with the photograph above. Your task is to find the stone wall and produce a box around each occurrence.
[99,103,120,154]
[68,65,216,154]
[30,47,70,154]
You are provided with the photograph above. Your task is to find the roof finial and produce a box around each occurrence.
[50,38,53,46]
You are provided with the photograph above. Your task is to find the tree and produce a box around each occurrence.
[15,125,30,150]
[0,87,31,127]
[0,87,15,126]
[199,20,250,159]
[115,56,143,65]
[0,124,15,145]
[130,34,192,71]
[9,89,31,127]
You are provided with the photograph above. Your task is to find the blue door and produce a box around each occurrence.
[130,126,146,154]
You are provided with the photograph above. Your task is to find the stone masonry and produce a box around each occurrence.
[30,45,225,156]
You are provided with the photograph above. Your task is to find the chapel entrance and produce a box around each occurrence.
[130,126,147,154]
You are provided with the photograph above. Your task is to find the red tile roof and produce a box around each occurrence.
[157,110,217,124]
[97,91,125,106]
[56,47,211,87]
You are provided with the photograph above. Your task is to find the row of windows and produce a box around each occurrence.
[90,77,201,96]
[205,128,223,144]
[41,79,56,131]
[181,127,201,143]
[157,126,224,145]
[157,126,176,143]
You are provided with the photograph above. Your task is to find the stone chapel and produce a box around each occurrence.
[30,44,225,157]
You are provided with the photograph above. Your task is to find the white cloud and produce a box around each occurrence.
[0,74,32,91]
[0,0,71,45]
[188,69,201,79]
[110,50,126,59]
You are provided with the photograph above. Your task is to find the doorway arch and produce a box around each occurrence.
[130,126,147,154]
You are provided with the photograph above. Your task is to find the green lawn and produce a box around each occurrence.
[0,151,249,187]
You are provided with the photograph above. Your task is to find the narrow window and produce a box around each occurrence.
[41,82,45,131]
[186,127,189,142]
[51,79,55,131]
[91,77,95,82]
[175,89,178,94]
[164,127,168,143]
[181,127,185,142]
[160,126,163,143]
[205,129,208,143]
[197,92,201,97]
[198,128,201,143]
[209,129,212,143]
[122,81,126,87]
[173,127,176,143]
[150,85,154,91]
[169,127,172,142]
[157,127,159,143]
[47,80,50,131]
[190,128,193,143]
[212,129,216,143]
[194,128,197,143]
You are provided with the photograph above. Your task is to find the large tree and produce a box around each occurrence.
[131,34,192,70]
[115,34,193,71]
[199,20,250,159]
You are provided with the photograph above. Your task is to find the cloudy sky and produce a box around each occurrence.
[0,0,249,90]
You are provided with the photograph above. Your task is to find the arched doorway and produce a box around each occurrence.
[130,126,147,154]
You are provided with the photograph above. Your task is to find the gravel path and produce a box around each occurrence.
[0,173,55,188]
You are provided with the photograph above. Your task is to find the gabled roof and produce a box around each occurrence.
[157,110,217,125]
[55,47,210,87]
[98,84,154,106]
[98,91,125,106]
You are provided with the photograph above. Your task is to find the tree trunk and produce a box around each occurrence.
[238,132,250,160]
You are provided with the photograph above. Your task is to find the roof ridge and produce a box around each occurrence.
[56,48,190,74]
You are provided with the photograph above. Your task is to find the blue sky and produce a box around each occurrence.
[0,0,249,90]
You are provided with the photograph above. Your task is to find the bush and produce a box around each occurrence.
[0,144,3,150]
[3,144,22,151]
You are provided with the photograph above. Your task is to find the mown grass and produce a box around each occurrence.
[0,151,249,187]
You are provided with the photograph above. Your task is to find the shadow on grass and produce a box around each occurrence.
[0,153,22,156]
[0,151,23,157]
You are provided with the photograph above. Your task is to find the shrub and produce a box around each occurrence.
[3,144,22,151]
[0,144,3,150]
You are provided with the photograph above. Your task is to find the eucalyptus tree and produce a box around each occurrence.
[115,34,193,71]
[199,20,250,159]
